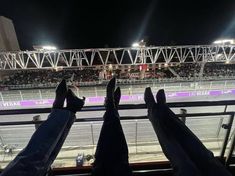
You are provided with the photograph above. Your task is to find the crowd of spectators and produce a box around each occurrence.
[173,63,201,78]
[0,63,234,89]
[0,68,100,87]
[139,63,235,80]
[203,63,235,78]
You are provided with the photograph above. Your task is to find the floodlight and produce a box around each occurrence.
[132,42,140,47]
[213,39,235,45]
[42,45,57,50]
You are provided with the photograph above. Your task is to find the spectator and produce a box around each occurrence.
[0,63,235,89]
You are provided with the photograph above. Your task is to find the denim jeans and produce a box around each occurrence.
[1,109,75,176]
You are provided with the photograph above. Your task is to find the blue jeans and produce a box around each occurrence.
[1,109,75,176]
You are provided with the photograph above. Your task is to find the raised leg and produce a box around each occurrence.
[93,78,132,176]
[1,81,85,176]
[144,88,232,176]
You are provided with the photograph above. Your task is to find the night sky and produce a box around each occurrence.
[1,0,235,50]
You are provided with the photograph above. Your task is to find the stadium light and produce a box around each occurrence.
[33,45,57,51]
[132,42,140,47]
[213,39,235,45]
[42,45,57,50]
[132,39,146,48]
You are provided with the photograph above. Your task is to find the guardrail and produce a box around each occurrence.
[1,100,235,115]
[0,100,235,174]
[1,79,235,105]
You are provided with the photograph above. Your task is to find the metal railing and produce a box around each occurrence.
[0,100,235,171]
[1,80,235,105]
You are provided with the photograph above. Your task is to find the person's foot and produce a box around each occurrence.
[66,89,85,113]
[53,79,68,109]
[156,89,166,105]
[144,88,167,121]
[144,87,155,110]
[105,77,116,109]
[114,87,121,109]
[144,88,166,106]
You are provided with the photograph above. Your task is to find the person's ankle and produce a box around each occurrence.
[52,79,67,109]
[66,89,85,113]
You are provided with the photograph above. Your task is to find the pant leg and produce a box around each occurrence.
[93,109,132,176]
[1,109,75,176]
[43,111,76,170]
[150,108,202,176]
[151,104,232,176]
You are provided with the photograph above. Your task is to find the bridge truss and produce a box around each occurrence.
[0,45,235,70]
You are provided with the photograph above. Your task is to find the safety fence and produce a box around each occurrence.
[1,80,235,107]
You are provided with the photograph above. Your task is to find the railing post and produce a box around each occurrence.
[225,125,235,167]
[180,109,187,124]
[90,122,95,149]
[33,115,41,130]
[38,90,43,99]
[94,87,98,97]
[209,81,212,89]
[19,90,23,101]
[224,80,227,90]
[216,105,227,137]
[0,92,4,103]
[225,127,235,166]
[220,113,234,158]
[128,87,132,96]
[135,120,138,154]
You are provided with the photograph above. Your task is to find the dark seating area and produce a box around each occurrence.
[0,63,235,89]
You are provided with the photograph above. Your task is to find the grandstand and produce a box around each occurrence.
[0,62,235,90]
[1,45,235,175]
